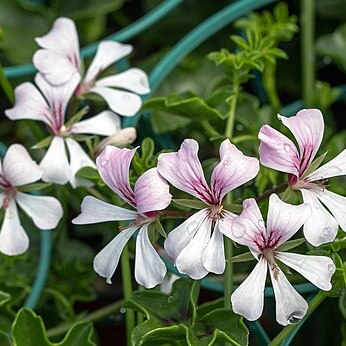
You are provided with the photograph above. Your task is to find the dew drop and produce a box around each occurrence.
[258,219,265,228]
[283,144,291,153]
[101,160,108,167]
[223,160,229,165]
[231,221,246,238]
[299,259,307,269]
[314,202,321,210]
[287,310,305,324]
[236,124,244,131]
[316,277,328,289]
[120,307,126,314]
[328,264,335,272]
[288,315,302,324]
[323,227,331,236]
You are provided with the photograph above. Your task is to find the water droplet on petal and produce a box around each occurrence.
[314,202,321,210]
[323,227,331,236]
[258,219,265,228]
[284,144,291,153]
[288,315,302,324]
[316,277,328,289]
[232,221,246,238]
[328,264,335,272]
[223,159,229,165]
[299,259,307,269]
[101,160,108,167]
[287,310,305,324]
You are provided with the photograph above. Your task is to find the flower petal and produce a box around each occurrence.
[90,86,142,117]
[175,214,212,279]
[164,209,209,260]
[5,82,51,126]
[275,252,335,291]
[3,144,42,186]
[300,189,338,246]
[71,111,121,136]
[93,226,137,284]
[33,17,81,85]
[0,201,29,256]
[72,196,137,224]
[278,109,324,175]
[202,222,225,274]
[134,168,172,215]
[306,149,346,181]
[269,265,308,326]
[96,145,137,207]
[65,138,95,188]
[40,137,70,185]
[210,139,259,202]
[311,188,346,231]
[15,192,63,229]
[258,124,300,176]
[96,68,150,94]
[157,139,213,205]
[84,41,132,83]
[231,258,267,321]
[135,224,167,288]
[219,198,266,252]
[267,194,311,249]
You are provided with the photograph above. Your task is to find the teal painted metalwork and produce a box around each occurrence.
[3,0,184,79]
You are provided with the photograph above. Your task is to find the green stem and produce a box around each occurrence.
[121,243,135,346]
[269,291,326,346]
[201,120,221,138]
[225,82,240,139]
[255,182,288,202]
[0,62,14,104]
[46,300,123,338]
[301,0,315,107]
[223,237,233,310]
[263,63,281,123]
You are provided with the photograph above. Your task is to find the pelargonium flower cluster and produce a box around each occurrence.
[72,108,343,326]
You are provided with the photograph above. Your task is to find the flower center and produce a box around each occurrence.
[291,177,329,191]
[262,248,280,280]
[209,204,224,220]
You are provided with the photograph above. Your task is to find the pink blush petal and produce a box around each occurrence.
[134,168,172,215]
[258,125,300,176]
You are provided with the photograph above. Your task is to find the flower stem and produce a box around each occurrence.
[0,62,14,104]
[255,182,288,202]
[201,120,220,138]
[121,243,135,346]
[301,0,315,107]
[269,291,326,346]
[224,237,233,309]
[46,299,124,338]
[225,82,240,139]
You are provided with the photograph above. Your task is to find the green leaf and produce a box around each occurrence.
[154,219,167,238]
[65,106,90,127]
[222,203,242,213]
[275,238,305,252]
[0,331,11,346]
[75,167,100,181]
[32,136,53,149]
[18,183,52,192]
[11,308,96,346]
[316,23,346,73]
[302,151,328,178]
[230,252,254,263]
[150,112,191,134]
[173,199,208,210]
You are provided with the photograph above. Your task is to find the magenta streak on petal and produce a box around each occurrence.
[0,174,12,189]
[299,144,314,177]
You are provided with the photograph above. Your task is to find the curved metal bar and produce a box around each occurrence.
[3,0,184,79]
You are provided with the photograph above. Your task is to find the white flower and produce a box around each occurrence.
[219,194,335,326]
[0,144,63,255]
[33,17,150,116]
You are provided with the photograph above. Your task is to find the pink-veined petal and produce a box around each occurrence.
[202,222,225,274]
[269,265,308,326]
[135,224,167,288]
[157,139,213,205]
[15,192,63,229]
[71,111,121,136]
[300,189,338,246]
[164,209,209,260]
[306,149,346,182]
[90,86,142,117]
[275,252,335,291]
[95,128,137,154]
[231,258,267,321]
[219,198,266,252]
[72,196,137,224]
[93,226,138,284]
[311,188,346,231]
[210,139,259,202]
[0,201,29,256]
[3,144,42,186]
[278,109,324,176]
[65,138,95,188]
[267,194,311,249]
[40,137,70,185]
[84,41,132,83]
[34,17,81,85]
[134,168,172,215]
[258,125,300,176]
[175,215,213,279]
[96,68,150,94]
[96,145,137,207]
[5,82,51,126]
